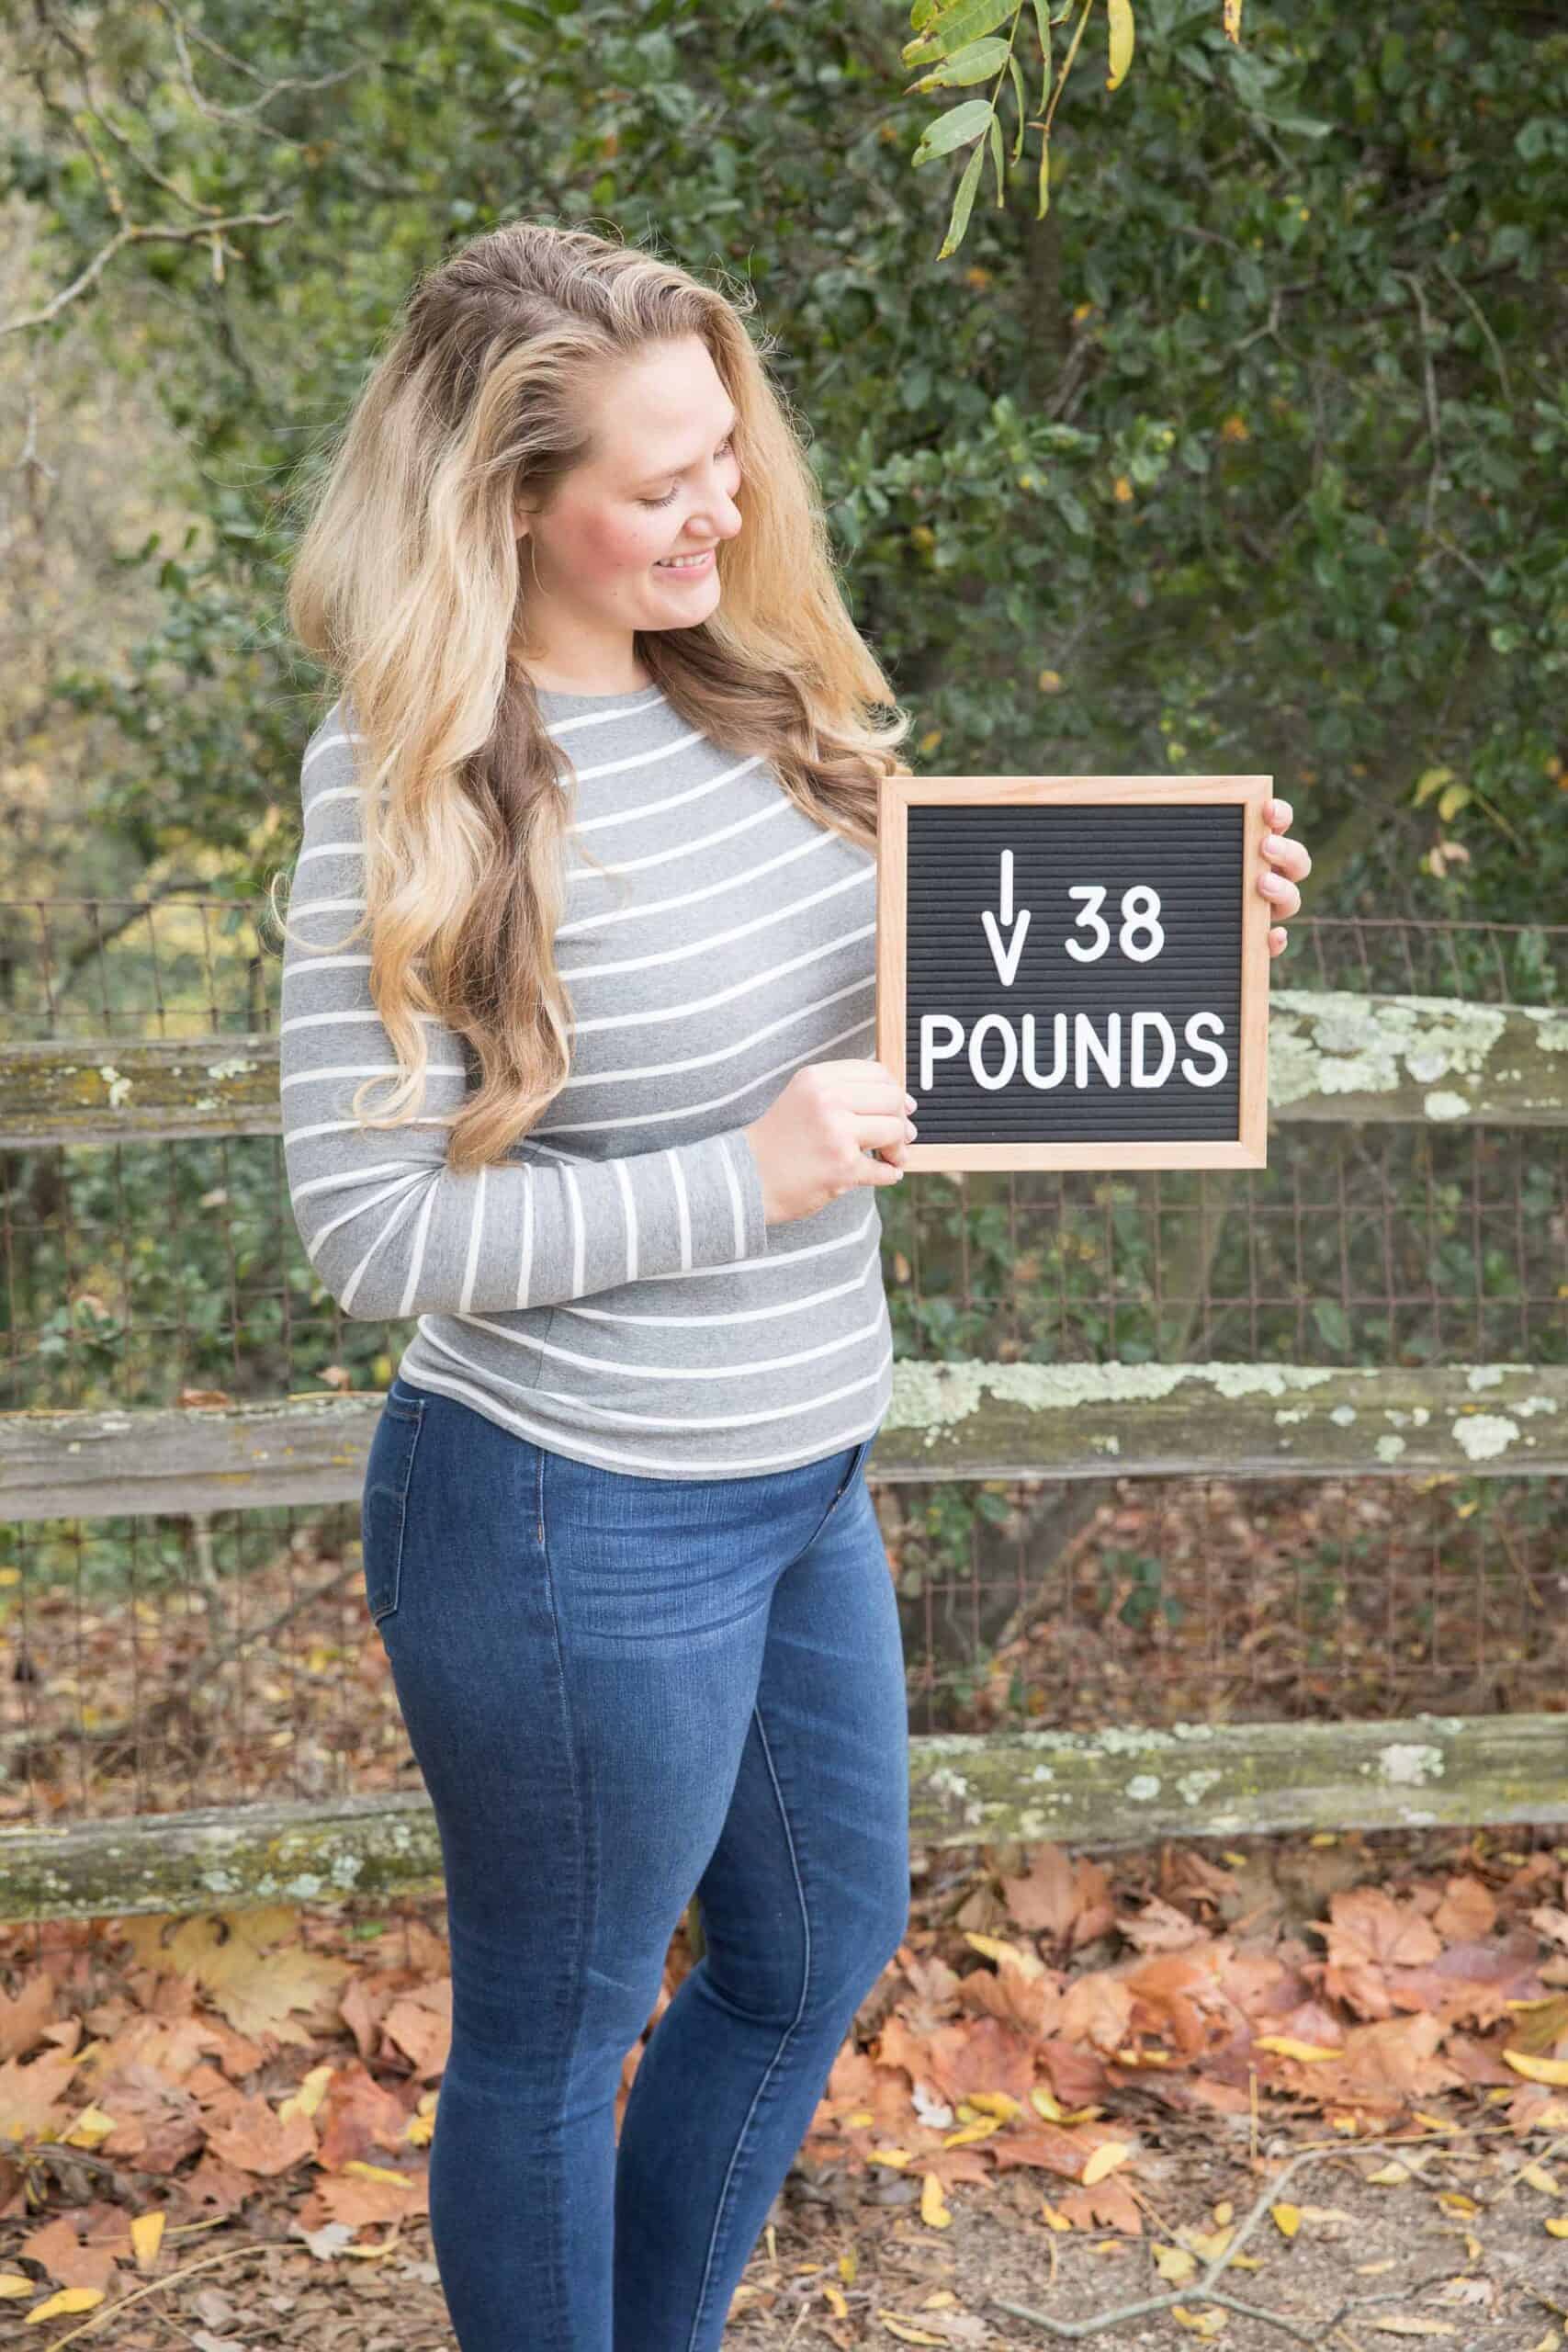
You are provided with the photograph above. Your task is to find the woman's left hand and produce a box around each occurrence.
[1258,796,1312,957]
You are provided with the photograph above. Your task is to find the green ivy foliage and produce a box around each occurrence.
[9,0,1563,929]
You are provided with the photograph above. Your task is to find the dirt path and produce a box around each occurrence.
[87,2106,1568,2351]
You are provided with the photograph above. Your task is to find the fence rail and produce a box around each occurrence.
[3,990,1565,1147]
[6,1361,1566,1521]
[5,1707,1566,1925]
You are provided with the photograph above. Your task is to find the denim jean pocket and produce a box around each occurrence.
[361,1391,425,1623]
[828,1431,876,1515]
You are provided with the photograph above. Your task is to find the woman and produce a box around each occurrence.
[279,221,1310,2352]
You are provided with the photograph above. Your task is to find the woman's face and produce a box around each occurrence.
[514,334,743,687]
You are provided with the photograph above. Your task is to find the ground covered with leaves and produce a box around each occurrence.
[3,1823,1567,2348]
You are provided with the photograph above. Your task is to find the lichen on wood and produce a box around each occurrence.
[5,1363,1565,1521]
[4,1713,1565,1921]
[907,1710,1568,1850]
[1269,989,1568,1125]
[0,1035,280,1146]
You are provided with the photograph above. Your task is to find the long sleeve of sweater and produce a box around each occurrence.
[279,715,770,1322]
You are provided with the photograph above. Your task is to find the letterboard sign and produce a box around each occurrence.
[875,775,1272,1170]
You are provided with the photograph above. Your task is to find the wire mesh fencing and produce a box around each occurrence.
[0,901,1564,1865]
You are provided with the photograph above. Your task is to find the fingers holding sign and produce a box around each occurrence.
[1258,795,1312,958]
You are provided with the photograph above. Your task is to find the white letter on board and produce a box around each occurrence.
[1022,1012,1067,1090]
[1180,1011,1228,1086]
[969,1013,1018,1092]
[919,1014,965,1093]
[1075,1012,1122,1089]
[1130,1011,1176,1088]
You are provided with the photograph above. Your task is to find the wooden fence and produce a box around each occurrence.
[2,982,1566,1923]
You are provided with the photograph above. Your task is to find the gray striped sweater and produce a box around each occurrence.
[280,681,896,1478]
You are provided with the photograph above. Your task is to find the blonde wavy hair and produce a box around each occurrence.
[281,219,913,1170]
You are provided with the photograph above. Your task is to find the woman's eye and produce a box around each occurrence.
[641,435,735,508]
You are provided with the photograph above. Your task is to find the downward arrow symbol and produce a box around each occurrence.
[981,848,1031,986]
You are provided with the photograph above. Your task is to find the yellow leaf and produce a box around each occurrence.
[1031,2086,1100,2124]
[1412,764,1457,807]
[1081,2141,1132,2187]
[1155,2244,1198,2283]
[342,2227,401,2260]
[963,1933,1043,1980]
[942,2119,1001,2147]
[1212,2200,1234,2225]
[1504,2049,1568,2086]
[1106,0,1135,91]
[0,2275,37,2298]
[1437,2191,1477,2217]
[823,2282,849,2318]
[25,2288,107,2321]
[341,2161,414,2188]
[920,2173,952,2230]
[1179,2225,1235,2265]
[1271,2202,1301,2238]
[1519,2163,1561,2193]
[1040,2199,1073,2232]
[62,2103,116,2148]
[1171,2307,1228,2337]
[965,2090,1022,2120]
[1366,2161,1410,2186]
[869,2147,912,2169]
[1547,2216,1568,2238]
[1254,2035,1341,2062]
[277,2063,335,2123]
[876,2312,947,2345]
[130,2210,165,2269]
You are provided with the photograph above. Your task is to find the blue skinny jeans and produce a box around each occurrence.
[360,1377,910,2351]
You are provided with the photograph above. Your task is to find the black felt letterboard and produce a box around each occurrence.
[881,780,1270,1168]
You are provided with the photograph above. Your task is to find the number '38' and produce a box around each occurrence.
[1064,884,1165,965]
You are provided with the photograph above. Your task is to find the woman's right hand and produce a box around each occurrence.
[743,1059,918,1225]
